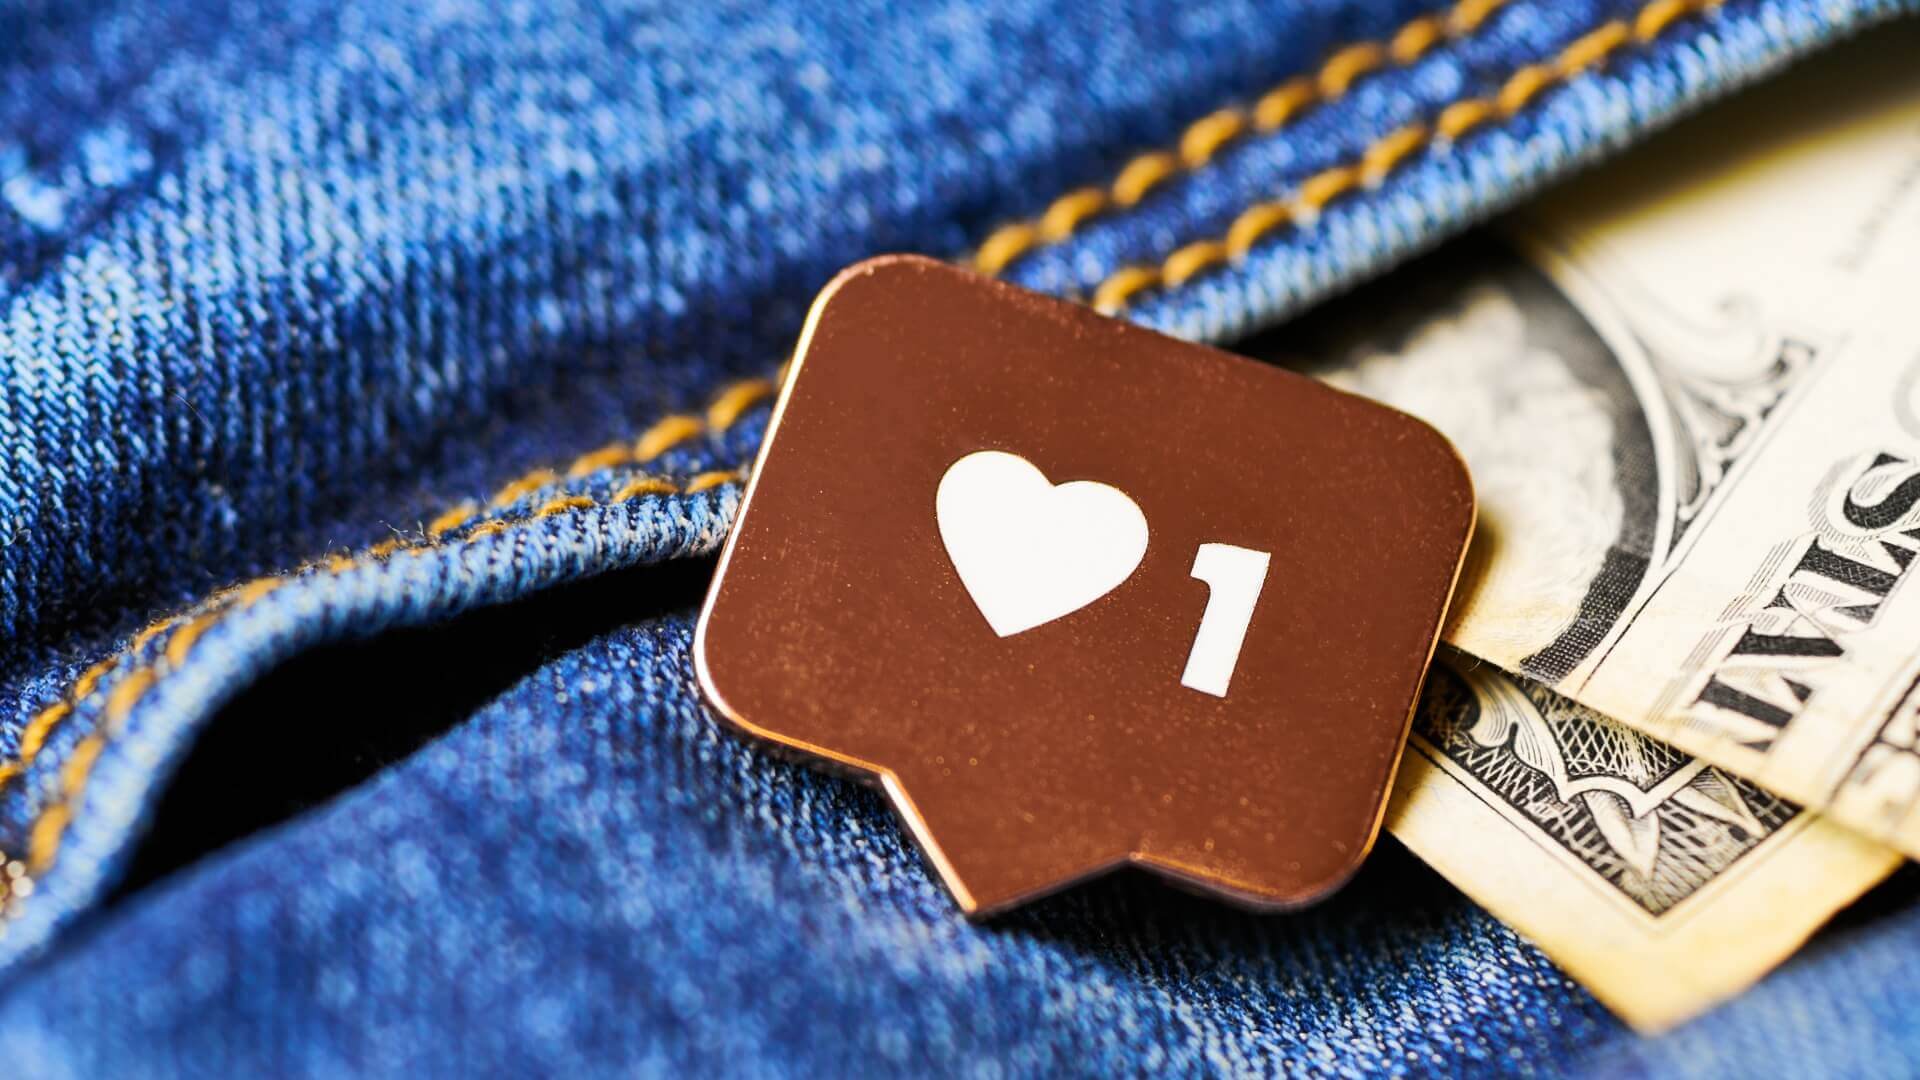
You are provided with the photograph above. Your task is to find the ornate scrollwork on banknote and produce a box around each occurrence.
[1256,237,1899,1029]
[1416,658,1793,916]
[1272,25,1920,858]
[1242,28,1920,1027]
[1386,654,1895,1031]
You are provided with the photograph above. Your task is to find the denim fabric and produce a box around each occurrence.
[2,0,1917,1074]
[0,600,1622,1075]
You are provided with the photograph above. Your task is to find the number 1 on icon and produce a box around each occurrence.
[1181,543,1271,698]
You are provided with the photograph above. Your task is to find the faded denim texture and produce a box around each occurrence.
[1,0,1917,1074]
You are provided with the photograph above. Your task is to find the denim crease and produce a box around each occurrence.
[0,0,1916,1074]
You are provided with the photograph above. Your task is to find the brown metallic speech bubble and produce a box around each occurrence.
[695,256,1474,915]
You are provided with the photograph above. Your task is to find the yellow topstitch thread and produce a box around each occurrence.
[969,0,1518,276]
[13,461,750,875]
[0,375,776,882]
[423,379,779,539]
[612,476,680,501]
[535,495,599,518]
[706,377,778,428]
[0,0,1720,909]
[1088,0,1720,315]
[487,469,562,509]
[685,468,746,494]
[426,502,480,536]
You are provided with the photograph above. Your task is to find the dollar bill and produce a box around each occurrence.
[1385,653,1896,1031]
[1479,32,1920,861]
[1266,25,1920,856]
[1235,27,1920,1027]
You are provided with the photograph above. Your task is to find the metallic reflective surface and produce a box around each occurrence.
[698,256,1476,914]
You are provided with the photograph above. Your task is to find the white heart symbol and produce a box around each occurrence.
[936,450,1149,637]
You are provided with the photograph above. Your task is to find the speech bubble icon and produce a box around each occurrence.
[695,256,1474,915]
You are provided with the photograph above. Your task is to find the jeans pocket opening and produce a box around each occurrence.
[109,555,719,905]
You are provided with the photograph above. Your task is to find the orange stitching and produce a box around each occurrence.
[28,727,94,869]
[1360,123,1431,185]
[104,669,157,727]
[29,731,105,871]
[1,368,775,904]
[27,806,70,874]
[70,660,115,702]
[129,620,172,653]
[1179,109,1248,168]
[973,223,1042,272]
[12,571,287,868]
[9,466,720,874]
[685,468,745,494]
[1495,62,1558,115]
[633,414,705,461]
[1,655,116,818]
[1296,164,1362,215]
[0,0,1720,904]
[236,578,283,607]
[566,443,632,478]
[488,469,560,509]
[1436,98,1499,141]
[1225,202,1293,260]
[1317,42,1388,98]
[705,378,777,429]
[425,378,771,533]
[56,734,104,795]
[1038,188,1108,241]
[1448,0,1507,32]
[613,476,679,501]
[1390,15,1448,63]
[969,0,1514,274]
[1089,266,1165,316]
[1090,0,1715,314]
[535,495,597,518]
[425,502,478,537]
[1634,0,1696,38]
[1162,240,1228,288]
[164,613,219,669]
[1252,78,1318,131]
[18,701,73,762]
[1110,153,1180,208]
[1558,21,1630,74]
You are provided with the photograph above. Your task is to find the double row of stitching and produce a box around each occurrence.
[0,375,775,897]
[418,376,776,541]
[970,0,1518,276]
[0,0,1724,926]
[1088,0,1719,314]
[0,7,1500,855]
[4,462,749,888]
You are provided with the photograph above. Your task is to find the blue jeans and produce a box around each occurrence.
[1,0,1916,1073]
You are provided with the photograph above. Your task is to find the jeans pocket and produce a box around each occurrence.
[2,0,1913,996]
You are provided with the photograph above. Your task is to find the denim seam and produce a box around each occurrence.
[968,0,1519,275]
[0,0,1539,816]
[1,463,747,897]
[0,0,1767,938]
[1089,0,1720,313]
[0,375,775,866]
